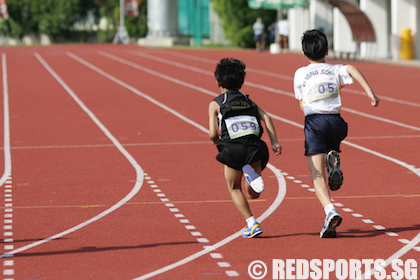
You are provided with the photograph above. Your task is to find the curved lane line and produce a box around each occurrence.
[65,52,287,279]
[0,53,145,258]
[67,52,420,278]
[134,163,286,280]
[360,232,420,279]
[0,53,11,187]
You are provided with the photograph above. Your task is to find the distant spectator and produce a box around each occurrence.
[277,15,289,53]
[253,17,265,52]
[268,22,276,44]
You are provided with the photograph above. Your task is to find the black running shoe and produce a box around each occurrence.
[326,150,343,191]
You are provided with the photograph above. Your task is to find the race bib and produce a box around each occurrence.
[225,115,260,139]
[307,82,339,103]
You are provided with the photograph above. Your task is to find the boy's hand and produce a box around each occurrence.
[272,143,282,155]
[368,92,380,107]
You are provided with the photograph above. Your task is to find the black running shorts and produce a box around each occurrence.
[216,136,269,171]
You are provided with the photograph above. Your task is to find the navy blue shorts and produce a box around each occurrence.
[253,34,265,42]
[304,114,348,156]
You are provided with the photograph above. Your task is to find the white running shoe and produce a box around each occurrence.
[242,164,264,193]
[320,209,342,238]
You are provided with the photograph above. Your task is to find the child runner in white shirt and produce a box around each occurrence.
[293,29,380,238]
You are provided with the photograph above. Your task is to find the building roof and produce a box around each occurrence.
[328,0,376,42]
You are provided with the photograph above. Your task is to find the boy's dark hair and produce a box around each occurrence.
[302,29,328,61]
[214,58,246,90]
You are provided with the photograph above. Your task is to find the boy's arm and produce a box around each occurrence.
[258,107,282,155]
[346,65,380,107]
[208,101,220,144]
[299,99,305,112]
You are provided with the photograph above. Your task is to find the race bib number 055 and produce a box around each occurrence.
[225,115,260,140]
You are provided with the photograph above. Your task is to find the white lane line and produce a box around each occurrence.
[0,53,146,259]
[197,238,210,243]
[10,134,420,150]
[1,53,14,278]
[0,53,11,186]
[68,52,419,277]
[7,141,211,150]
[283,172,420,264]
[343,88,420,108]
[360,233,420,279]
[373,225,386,230]
[119,50,420,130]
[136,49,294,81]
[217,262,231,267]
[342,107,420,132]
[3,180,13,277]
[68,52,209,134]
[342,140,420,177]
[268,113,420,177]
[66,52,288,278]
[156,49,420,109]
[143,174,239,276]
[210,253,223,259]
[134,164,286,280]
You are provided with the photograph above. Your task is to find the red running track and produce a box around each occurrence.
[0,44,418,280]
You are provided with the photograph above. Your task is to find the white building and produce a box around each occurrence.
[287,0,419,60]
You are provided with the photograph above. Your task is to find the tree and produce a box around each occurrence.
[0,0,147,43]
[95,0,147,42]
[3,0,96,38]
[211,0,276,48]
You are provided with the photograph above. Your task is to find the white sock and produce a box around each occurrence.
[246,216,257,228]
[324,203,335,215]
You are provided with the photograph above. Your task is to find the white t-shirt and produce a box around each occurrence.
[277,19,289,36]
[253,22,264,35]
[294,63,354,116]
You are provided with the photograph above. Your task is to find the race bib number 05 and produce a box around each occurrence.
[225,115,260,140]
[307,82,338,103]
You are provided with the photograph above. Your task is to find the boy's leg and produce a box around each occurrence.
[283,36,288,50]
[307,154,331,207]
[224,165,262,238]
[307,154,342,238]
[224,165,253,219]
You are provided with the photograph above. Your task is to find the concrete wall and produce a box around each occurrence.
[288,7,309,51]
[360,0,388,59]
[333,7,356,55]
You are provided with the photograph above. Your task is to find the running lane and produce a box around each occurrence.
[92,45,420,279]
[0,44,418,279]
